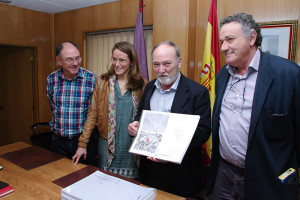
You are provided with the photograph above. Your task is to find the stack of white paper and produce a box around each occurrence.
[61,170,156,200]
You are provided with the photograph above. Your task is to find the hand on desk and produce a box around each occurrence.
[72,147,87,165]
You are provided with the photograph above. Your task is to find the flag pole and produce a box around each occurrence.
[139,0,145,22]
[134,0,149,80]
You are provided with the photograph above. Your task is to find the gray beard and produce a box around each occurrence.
[157,70,179,86]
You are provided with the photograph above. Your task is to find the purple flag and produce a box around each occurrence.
[134,9,149,81]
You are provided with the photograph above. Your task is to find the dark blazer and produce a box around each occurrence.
[207,51,300,200]
[135,73,211,197]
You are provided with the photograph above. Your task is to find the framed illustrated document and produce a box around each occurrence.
[129,110,200,164]
[259,20,298,61]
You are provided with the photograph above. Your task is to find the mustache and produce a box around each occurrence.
[157,73,171,78]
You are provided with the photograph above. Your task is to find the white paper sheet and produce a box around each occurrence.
[129,110,200,164]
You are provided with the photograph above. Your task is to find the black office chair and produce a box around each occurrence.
[30,122,52,151]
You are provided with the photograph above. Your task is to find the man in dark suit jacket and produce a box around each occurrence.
[128,40,211,198]
[206,13,300,200]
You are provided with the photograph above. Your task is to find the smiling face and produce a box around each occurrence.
[112,48,131,79]
[219,22,256,71]
[152,44,181,90]
[56,42,81,80]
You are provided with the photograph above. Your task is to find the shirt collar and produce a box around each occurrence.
[58,67,83,80]
[154,71,181,92]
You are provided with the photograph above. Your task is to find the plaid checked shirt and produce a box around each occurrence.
[46,67,97,137]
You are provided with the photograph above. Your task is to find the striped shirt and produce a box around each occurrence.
[46,67,97,137]
[219,49,260,168]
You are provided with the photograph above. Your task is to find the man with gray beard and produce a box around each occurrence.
[128,40,211,198]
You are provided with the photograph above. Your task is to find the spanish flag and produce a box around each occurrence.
[200,0,220,163]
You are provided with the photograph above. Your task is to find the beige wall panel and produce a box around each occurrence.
[187,0,197,79]
[152,0,198,80]
[120,0,139,28]
[0,4,54,124]
[142,0,154,26]
[153,0,192,78]
[119,0,153,28]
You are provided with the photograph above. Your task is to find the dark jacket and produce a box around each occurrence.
[207,51,300,200]
[135,73,211,197]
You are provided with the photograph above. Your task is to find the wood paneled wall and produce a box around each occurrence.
[55,0,300,80]
[152,0,197,79]
[1,0,299,126]
[0,4,53,123]
[54,0,153,68]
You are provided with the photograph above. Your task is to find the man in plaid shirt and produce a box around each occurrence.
[47,41,97,165]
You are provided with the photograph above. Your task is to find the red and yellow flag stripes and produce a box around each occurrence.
[200,0,220,161]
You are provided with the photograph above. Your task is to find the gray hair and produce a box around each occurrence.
[151,40,181,60]
[220,13,262,47]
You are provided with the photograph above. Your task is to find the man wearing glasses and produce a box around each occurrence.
[46,41,97,165]
[206,13,300,200]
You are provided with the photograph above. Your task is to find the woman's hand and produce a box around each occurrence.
[72,147,87,165]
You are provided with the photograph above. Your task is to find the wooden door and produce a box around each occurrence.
[0,46,35,146]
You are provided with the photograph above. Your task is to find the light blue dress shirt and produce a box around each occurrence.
[150,72,181,112]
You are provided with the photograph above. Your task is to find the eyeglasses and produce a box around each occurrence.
[111,57,129,64]
[60,56,82,64]
[223,78,246,113]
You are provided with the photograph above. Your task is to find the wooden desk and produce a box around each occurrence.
[0,142,185,200]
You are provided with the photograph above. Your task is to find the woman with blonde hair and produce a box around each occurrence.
[72,41,146,179]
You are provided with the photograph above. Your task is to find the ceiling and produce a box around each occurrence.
[0,0,119,14]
